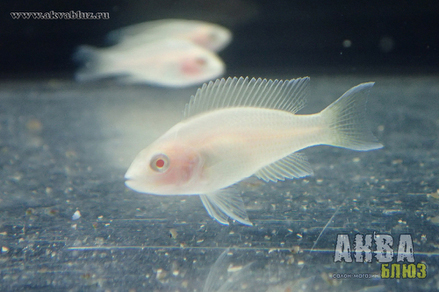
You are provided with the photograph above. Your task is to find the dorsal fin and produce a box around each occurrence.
[183,76,310,119]
[255,152,314,182]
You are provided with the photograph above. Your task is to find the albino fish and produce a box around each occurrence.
[107,19,232,52]
[125,77,383,225]
[74,39,224,87]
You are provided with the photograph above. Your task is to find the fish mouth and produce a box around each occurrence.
[124,173,148,193]
[124,177,138,191]
[124,167,136,182]
[124,172,136,188]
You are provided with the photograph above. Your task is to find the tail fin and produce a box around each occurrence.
[320,82,383,151]
[73,45,107,82]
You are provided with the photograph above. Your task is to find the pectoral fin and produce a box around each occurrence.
[200,190,252,226]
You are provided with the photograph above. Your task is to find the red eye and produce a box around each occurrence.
[150,154,169,173]
[156,159,165,168]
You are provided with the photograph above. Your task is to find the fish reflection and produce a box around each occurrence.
[203,249,386,292]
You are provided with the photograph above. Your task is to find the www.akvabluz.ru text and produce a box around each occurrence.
[10,10,110,20]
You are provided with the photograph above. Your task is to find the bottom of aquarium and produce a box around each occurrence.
[0,74,438,291]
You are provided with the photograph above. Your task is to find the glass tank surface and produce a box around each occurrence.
[1,1,438,291]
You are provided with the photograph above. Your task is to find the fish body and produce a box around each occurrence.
[74,39,224,87]
[125,77,383,225]
[128,108,320,194]
[107,19,232,52]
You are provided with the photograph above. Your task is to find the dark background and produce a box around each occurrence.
[1,1,439,291]
[1,0,438,79]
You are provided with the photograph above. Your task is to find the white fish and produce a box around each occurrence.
[125,77,383,225]
[74,39,224,87]
[107,19,232,52]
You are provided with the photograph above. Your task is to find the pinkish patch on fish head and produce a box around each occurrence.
[125,143,204,195]
[190,26,231,52]
[180,57,208,76]
[191,31,216,50]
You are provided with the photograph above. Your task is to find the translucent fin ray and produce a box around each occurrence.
[255,152,314,182]
[320,82,383,151]
[200,190,252,226]
[183,76,310,119]
[203,249,230,292]
[199,194,229,225]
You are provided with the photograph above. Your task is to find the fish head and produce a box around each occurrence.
[175,46,225,86]
[191,24,232,52]
[124,139,204,195]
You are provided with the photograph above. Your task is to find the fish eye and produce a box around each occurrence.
[195,58,207,66]
[150,153,169,173]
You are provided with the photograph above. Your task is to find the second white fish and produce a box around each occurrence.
[75,39,224,87]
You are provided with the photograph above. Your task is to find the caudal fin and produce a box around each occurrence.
[320,82,383,151]
[73,45,108,82]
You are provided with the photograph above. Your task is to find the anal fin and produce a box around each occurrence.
[255,152,314,182]
[200,189,252,226]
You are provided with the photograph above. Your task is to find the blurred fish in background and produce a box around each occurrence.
[107,19,232,52]
[74,19,231,87]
